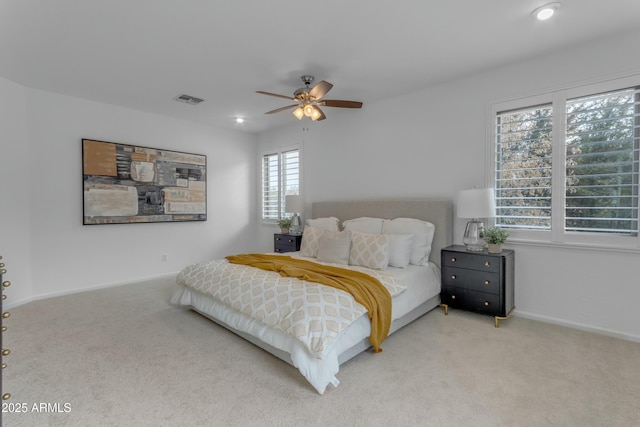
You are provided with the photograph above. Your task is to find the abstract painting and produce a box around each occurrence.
[82,139,207,225]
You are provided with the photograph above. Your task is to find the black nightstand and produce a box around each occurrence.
[274,234,302,253]
[440,245,515,327]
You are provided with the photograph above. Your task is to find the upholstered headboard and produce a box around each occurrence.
[311,198,453,268]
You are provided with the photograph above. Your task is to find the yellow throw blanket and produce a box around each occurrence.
[226,253,391,353]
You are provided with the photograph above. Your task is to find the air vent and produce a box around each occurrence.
[174,94,205,105]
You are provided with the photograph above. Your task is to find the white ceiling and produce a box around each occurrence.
[1,0,639,134]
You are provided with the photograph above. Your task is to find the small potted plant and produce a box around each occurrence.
[483,227,509,253]
[277,217,292,234]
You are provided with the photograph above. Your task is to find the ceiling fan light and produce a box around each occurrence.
[303,104,315,117]
[293,107,304,120]
[310,107,322,121]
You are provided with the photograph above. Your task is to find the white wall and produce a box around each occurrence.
[0,77,33,302]
[1,81,258,306]
[257,29,640,342]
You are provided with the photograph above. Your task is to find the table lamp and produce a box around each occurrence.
[285,195,304,235]
[457,188,496,251]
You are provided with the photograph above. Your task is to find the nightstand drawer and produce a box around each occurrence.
[465,290,501,315]
[441,288,501,315]
[274,234,302,253]
[443,251,500,273]
[442,266,500,294]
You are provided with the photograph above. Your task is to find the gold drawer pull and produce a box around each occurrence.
[450,275,457,280]
[484,280,491,285]
[2,393,10,400]
[2,280,9,288]
[2,312,9,319]
[2,349,10,356]
[484,301,490,306]
[451,257,456,262]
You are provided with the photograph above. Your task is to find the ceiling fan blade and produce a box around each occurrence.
[256,91,295,101]
[265,104,298,114]
[320,99,363,108]
[308,80,333,100]
[312,106,326,121]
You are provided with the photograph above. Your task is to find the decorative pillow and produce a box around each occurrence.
[300,226,325,258]
[342,217,385,234]
[382,218,436,265]
[348,232,389,270]
[316,231,351,265]
[305,217,340,232]
[387,233,414,268]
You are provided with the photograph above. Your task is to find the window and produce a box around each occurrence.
[495,104,554,230]
[565,89,638,235]
[260,147,300,221]
[492,77,639,247]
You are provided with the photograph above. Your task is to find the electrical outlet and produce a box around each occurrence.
[161,254,168,262]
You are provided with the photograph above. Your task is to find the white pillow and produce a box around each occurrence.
[305,217,340,232]
[387,234,414,268]
[316,231,351,265]
[300,226,324,258]
[343,217,385,234]
[382,218,435,265]
[349,232,389,270]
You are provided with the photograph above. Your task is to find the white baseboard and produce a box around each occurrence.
[4,272,179,310]
[514,310,640,344]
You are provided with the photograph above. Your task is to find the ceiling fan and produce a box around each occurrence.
[256,75,363,121]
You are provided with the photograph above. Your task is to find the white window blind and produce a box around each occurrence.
[261,148,300,221]
[495,104,554,230]
[493,81,640,245]
[565,88,639,235]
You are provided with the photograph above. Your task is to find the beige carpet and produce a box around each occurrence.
[3,276,640,427]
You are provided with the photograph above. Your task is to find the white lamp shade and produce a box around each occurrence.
[292,107,304,120]
[457,188,495,219]
[285,195,304,213]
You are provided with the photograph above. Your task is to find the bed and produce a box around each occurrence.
[171,199,452,394]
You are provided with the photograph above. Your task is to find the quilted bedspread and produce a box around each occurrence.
[175,256,407,359]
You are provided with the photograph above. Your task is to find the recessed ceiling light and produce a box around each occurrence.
[532,2,562,21]
[235,117,244,124]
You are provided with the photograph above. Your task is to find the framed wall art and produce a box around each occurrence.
[82,139,207,225]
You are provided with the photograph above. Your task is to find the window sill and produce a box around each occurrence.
[506,238,640,254]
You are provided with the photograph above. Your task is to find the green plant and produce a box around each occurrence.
[483,227,509,245]
[277,217,291,229]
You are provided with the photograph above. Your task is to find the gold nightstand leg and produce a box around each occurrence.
[494,306,515,328]
[439,303,449,315]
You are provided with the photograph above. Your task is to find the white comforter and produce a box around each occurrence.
[172,255,440,394]
[175,257,406,359]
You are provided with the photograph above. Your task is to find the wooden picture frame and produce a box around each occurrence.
[82,139,207,225]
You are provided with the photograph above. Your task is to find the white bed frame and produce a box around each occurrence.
[194,198,453,366]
